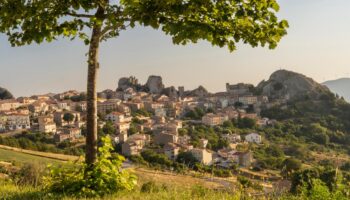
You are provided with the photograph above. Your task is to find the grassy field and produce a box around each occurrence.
[0,145,79,161]
[0,181,244,200]
[0,148,63,165]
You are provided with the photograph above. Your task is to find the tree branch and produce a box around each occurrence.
[100,20,131,38]
[65,12,95,18]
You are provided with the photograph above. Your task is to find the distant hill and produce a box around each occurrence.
[0,87,14,100]
[257,70,331,101]
[323,78,350,102]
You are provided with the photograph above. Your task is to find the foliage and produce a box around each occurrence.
[102,121,116,135]
[141,150,173,168]
[141,181,168,193]
[0,132,83,156]
[63,113,75,124]
[254,145,285,170]
[236,117,256,129]
[44,136,137,197]
[281,158,302,177]
[176,151,198,168]
[184,107,206,120]
[10,163,46,187]
[237,176,253,188]
[290,168,348,199]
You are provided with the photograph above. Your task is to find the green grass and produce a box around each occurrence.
[0,148,63,166]
[0,181,244,200]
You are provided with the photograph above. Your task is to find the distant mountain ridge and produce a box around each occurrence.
[323,78,350,102]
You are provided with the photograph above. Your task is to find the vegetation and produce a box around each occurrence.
[63,113,75,125]
[0,132,84,156]
[44,137,136,197]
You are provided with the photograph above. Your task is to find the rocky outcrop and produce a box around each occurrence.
[188,85,209,97]
[146,75,164,94]
[117,76,139,91]
[0,87,14,100]
[257,70,331,100]
[162,86,178,98]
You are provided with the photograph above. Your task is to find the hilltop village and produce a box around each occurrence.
[0,74,288,170]
[2,69,350,196]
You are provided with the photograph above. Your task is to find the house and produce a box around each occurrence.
[28,101,49,114]
[31,95,51,101]
[0,100,21,111]
[222,107,239,120]
[217,150,252,167]
[164,143,180,160]
[17,97,36,105]
[154,131,178,145]
[105,112,125,123]
[245,133,262,144]
[54,127,81,142]
[6,114,31,130]
[97,99,121,115]
[202,113,228,126]
[154,107,167,117]
[222,134,241,143]
[38,115,57,133]
[54,111,80,127]
[238,96,258,106]
[125,102,144,111]
[115,122,130,134]
[121,134,150,156]
[190,148,212,165]
[116,103,131,116]
[226,83,251,96]
[113,132,128,144]
[257,118,269,127]
[56,100,72,111]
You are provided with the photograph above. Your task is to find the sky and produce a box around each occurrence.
[1,0,350,97]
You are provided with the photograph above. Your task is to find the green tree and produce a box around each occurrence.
[281,158,302,177]
[102,121,116,135]
[0,1,288,167]
[63,113,75,125]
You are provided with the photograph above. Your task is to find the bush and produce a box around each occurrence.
[10,163,46,187]
[141,181,167,193]
[44,136,137,197]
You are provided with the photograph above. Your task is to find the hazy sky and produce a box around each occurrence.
[1,0,350,97]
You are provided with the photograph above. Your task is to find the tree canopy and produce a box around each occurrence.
[0,0,288,51]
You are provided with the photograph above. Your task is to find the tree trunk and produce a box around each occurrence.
[85,6,105,166]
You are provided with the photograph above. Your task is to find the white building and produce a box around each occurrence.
[105,112,125,123]
[190,148,213,165]
[245,133,262,144]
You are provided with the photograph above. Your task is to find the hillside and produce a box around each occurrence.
[323,78,350,102]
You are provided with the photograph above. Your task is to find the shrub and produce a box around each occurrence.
[141,181,167,193]
[10,163,46,187]
[44,136,137,197]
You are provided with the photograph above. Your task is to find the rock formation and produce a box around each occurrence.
[146,75,164,94]
[188,85,209,97]
[257,70,331,100]
[117,76,139,91]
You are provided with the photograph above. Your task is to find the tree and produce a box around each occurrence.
[281,158,302,177]
[63,113,75,125]
[0,1,288,167]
